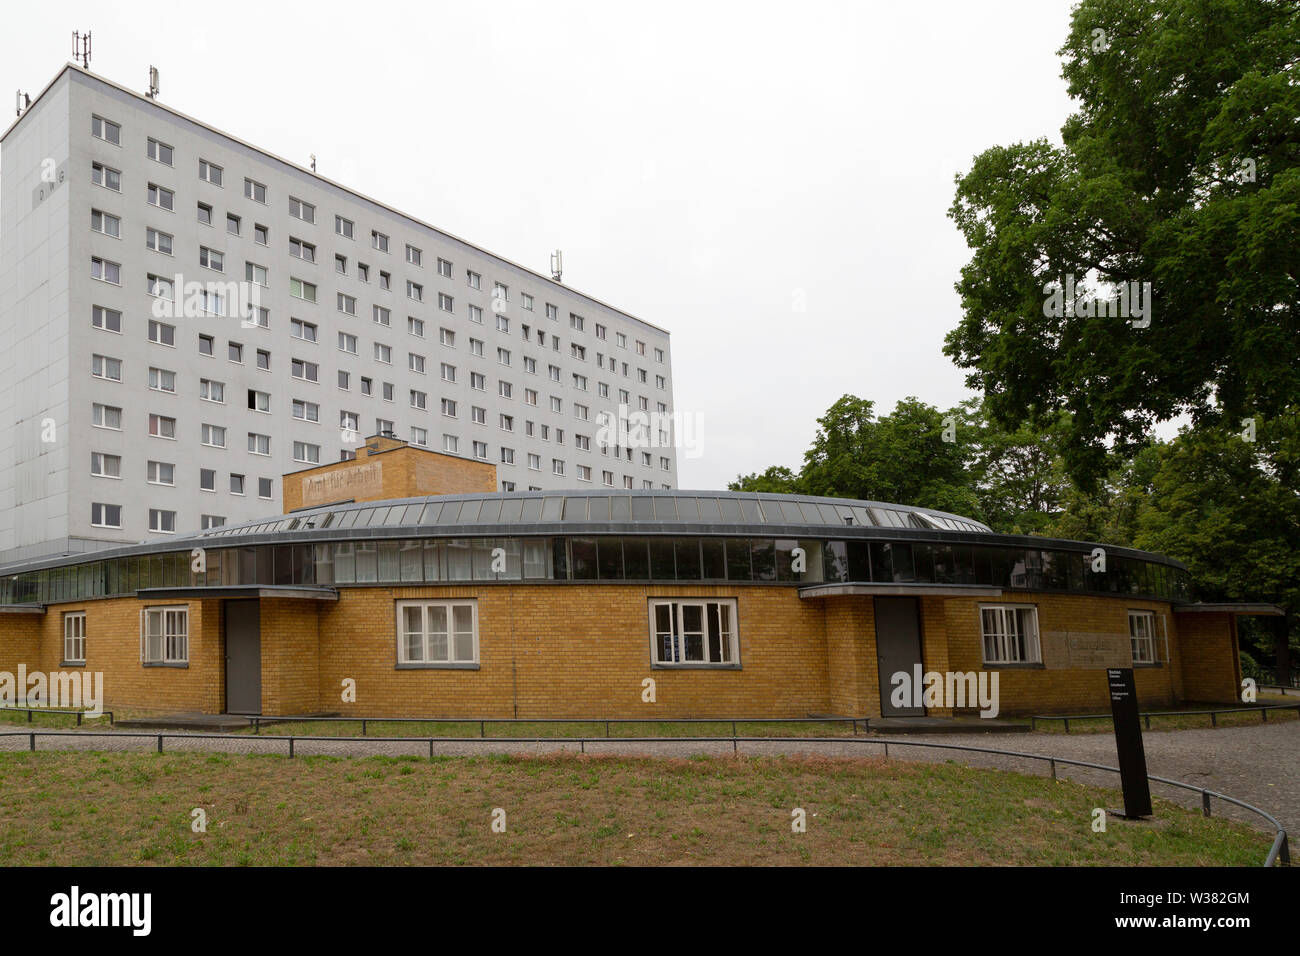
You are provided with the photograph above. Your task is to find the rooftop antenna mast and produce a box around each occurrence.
[15,90,31,117]
[550,249,563,282]
[146,65,160,99]
[72,30,92,69]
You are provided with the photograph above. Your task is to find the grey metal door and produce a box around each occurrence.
[225,600,261,715]
[875,597,924,717]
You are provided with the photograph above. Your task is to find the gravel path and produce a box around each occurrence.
[2,721,1293,839]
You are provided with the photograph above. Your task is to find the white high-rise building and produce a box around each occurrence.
[0,63,677,566]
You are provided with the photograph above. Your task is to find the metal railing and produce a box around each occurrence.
[0,706,114,726]
[0,728,1286,867]
[247,715,865,736]
[1030,702,1300,733]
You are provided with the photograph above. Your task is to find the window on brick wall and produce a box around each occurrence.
[396,599,478,666]
[63,611,87,664]
[978,605,1041,665]
[1128,609,1163,665]
[141,606,188,664]
[648,599,738,667]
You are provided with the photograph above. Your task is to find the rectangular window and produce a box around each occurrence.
[397,600,478,665]
[1129,610,1159,664]
[437,258,453,278]
[248,432,272,456]
[147,367,175,392]
[290,278,317,302]
[91,115,121,145]
[291,358,319,382]
[374,305,391,327]
[63,612,87,664]
[198,159,222,185]
[91,354,122,382]
[290,237,316,262]
[246,262,269,286]
[406,244,422,266]
[91,502,122,528]
[90,208,121,237]
[147,183,174,211]
[148,508,176,533]
[93,305,122,333]
[201,424,226,448]
[141,606,188,664]
[146,227,173,254]
[200,379,225,403]
[199,246,224,272]
[247,389,270,412]
[149,414,177,439]
[90,256,121,285]
[147,461,175,485]
[979,605,1042,665]
[289,197,315,223]
[336,215,354,239]
[259,478,273,499]
[649,599,738,666]
[244,178,267,203]
[338,332,358,354]
[90,452,121,478]
[293,441,321,464]
[372,230,389,252]
[91,162,122,192]
[200,468,216,492]
[147,138,173,166]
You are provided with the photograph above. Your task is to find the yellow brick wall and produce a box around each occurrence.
[1176,612,1242,704]
[941,593,1183,715]
[13,598,223,713]
[315,585,830,719]
[282,444,496,512]
[0,585,1242,719]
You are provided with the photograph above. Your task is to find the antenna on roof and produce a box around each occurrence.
[550,249,563,282]
[15,90,30,117]
[146,65,160,99]
[310,153,316,172]
[72,30,92,69]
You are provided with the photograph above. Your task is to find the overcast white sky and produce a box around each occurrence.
[3,0,1083,490]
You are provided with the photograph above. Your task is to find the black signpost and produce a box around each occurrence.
[1106,667,1153,818]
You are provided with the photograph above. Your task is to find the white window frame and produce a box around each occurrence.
[648,599,739,667]
[979,604,1042,665]
[396,599,479,666]
[1128,609,1160,665]
[141,606,189,665]
[63,611,87,664]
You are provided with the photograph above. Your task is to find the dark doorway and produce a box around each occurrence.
[225,599,261,715]
[875,596,924,717]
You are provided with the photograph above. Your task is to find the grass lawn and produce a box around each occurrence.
[0,751,1267,866]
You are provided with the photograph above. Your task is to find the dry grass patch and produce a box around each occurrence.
[0,751,1266,866]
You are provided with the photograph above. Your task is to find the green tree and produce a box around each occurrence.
[946,0,1300,489]
[728,465,802,495]
[1134,414,1300,672]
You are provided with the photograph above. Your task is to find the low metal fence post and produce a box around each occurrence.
[1210,712,1217,728]
[1202,790,1211,818]
[157,735,163,754]
[1063,718,1070,734]
[76,712,82,727]
[362,719,367,736]
[289,737,295,759]
[1050,758,1056,781]
[28,733,34,752]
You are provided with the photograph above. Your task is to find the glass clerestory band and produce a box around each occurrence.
[4,536,1190,605]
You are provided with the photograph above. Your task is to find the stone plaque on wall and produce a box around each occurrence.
[1041,631,1132,670]
[300,460,383,508]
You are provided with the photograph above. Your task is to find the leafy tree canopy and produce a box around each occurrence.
[946,0,1299,490]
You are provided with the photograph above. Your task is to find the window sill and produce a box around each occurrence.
[1133,661,1163,669]
[143,661,189,669]
[395,662,480,671]
[60,661,86,668]
[982,661,1045,670]
[652,663,742,671]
